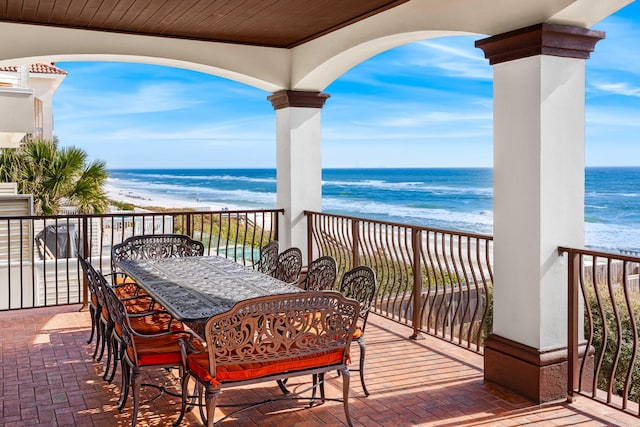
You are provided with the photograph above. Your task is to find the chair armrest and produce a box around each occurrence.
[131,328,197,340]
[127,309,174,319]
[177,335,205,367]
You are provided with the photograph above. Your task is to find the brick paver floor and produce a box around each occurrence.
[1,304,639,426]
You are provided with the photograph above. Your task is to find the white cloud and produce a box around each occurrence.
[381,111,492,127]
[334,35,492,89]
[591,81,640,97]
[409,39,492,80]
[415,40,485,62]
[436,61,492,79]
[323,123,492,142]
[56,82,202,119]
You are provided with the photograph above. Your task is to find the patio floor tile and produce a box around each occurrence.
[1,304,639,426]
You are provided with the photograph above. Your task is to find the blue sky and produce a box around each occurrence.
[53,3,640,169]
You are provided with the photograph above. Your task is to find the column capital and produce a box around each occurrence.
[267,90,330,110]
[475,23,605,65]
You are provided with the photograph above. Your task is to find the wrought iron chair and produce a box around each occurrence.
[103,280,187,384]
[275,255,338,394]
[80,256,181,382]
[111,234,205,293]
[80,256,106,359]
[339,266,376,396]
[82,256,148,366]
[256,240,279,275]
[274,247,303,284]
[173,292,360,427]
[102,273,204,427]
[303,256,338,291]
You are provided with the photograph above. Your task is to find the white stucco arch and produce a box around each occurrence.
[288,0,631,90]
[0,21,476,95]
[0,22,290,93]
[291,31,476,92]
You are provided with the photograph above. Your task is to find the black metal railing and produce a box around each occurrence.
[0,209,281,311]
[560,246,640,416]
[305,211,494,352]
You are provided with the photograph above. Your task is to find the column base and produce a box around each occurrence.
[484,334,593,403]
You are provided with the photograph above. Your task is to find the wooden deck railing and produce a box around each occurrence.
[0,209,281,311]
[559,246,640,417]
[305,210,494,352]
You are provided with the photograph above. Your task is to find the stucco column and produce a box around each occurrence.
[476,24,604,403]
[267,90,330,259]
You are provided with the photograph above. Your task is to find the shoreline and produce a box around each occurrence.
[104,170,640,252]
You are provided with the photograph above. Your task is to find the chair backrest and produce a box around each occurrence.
[111,234,205,278]
[256,240,279,275]
[304,256,338,291]
[112,234,205,262]
[274,247,303,284]
[79,256,107,309]
[203,291,360,378]
[100,275,141,366]
[339,266,376,333]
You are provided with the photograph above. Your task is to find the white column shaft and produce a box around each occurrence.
[275,106,323,259]
[493,55,585,350]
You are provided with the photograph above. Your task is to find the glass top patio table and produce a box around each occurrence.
[115,255,302,324]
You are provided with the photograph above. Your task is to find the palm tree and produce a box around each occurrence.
[0,138,108,215]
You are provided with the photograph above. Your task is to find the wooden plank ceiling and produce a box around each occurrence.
[0,0,410,48]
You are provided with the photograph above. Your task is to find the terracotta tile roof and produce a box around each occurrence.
[0,63,67,75]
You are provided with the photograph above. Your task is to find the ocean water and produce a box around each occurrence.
[107,167,640,253]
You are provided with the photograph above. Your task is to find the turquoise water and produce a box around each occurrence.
[107,167,640,253]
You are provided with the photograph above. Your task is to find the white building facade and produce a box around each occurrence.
[0,63,67,147]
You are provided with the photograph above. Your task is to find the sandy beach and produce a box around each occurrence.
[104,182,275,232]
[105,183,249,212]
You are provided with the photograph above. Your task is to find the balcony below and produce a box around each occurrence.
[1,304,637,426]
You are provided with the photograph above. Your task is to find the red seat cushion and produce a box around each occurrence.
[187,349,345,387]
[129,333,203,366]
[114,314,184,337]
[114,278,149,297]
[353,325,363,340]
[122,297,158,314]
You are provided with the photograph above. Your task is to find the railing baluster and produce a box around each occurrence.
[605,258,623,405]
[566,248,579,402]
[306,211,314,263]
[621,260,638,411]
[576,254,589,394]
[6,219,11,308]
[30,217,36,308]
[351,218,360,268]
[185,212,192,237]
[411,229,423,339]
[457,236,471,348]
[18,218,24,309]
[80,217,89,310]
